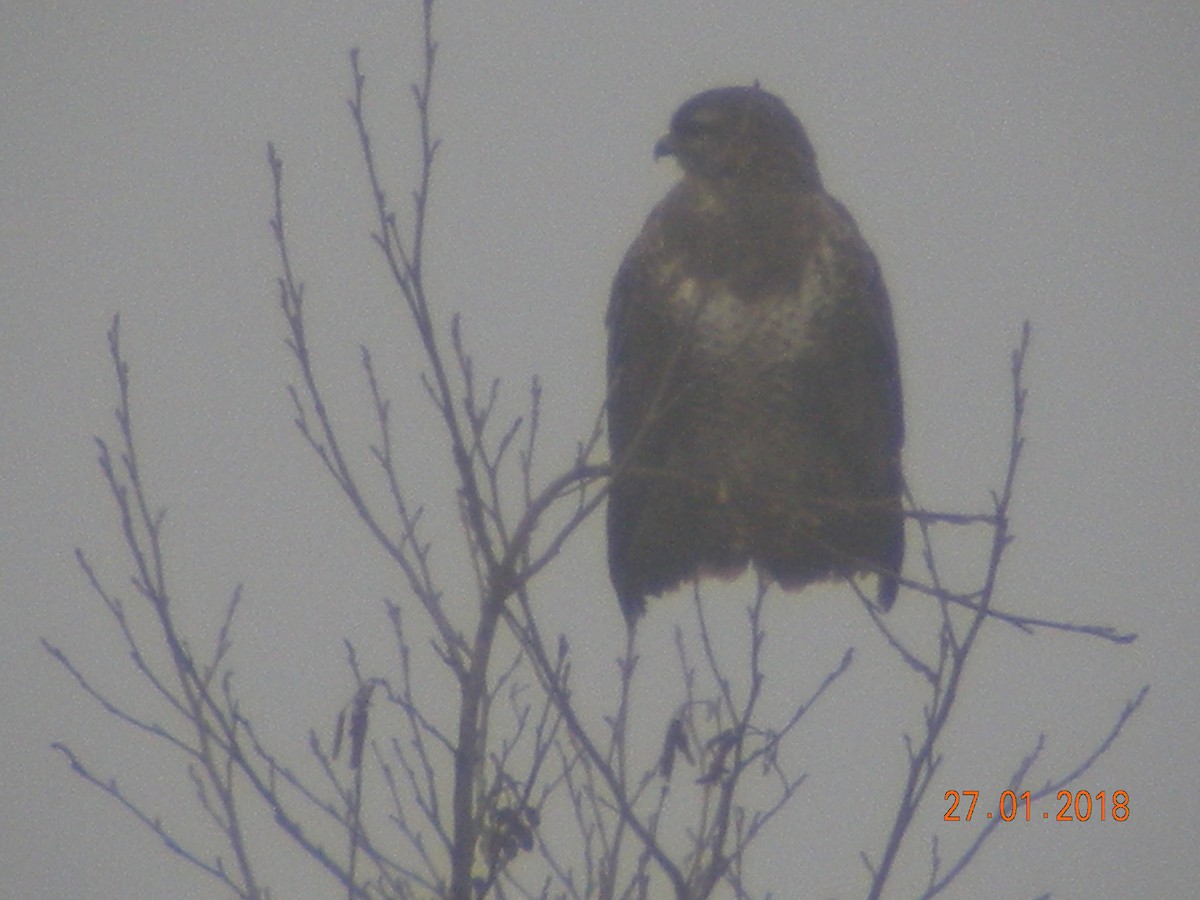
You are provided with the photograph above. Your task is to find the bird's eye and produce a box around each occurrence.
[676,115,717,139]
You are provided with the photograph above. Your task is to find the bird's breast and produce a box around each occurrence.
[667,268,827,373]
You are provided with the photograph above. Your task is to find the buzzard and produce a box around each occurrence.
[606,85,904,622]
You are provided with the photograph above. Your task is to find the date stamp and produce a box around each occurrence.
[944,789,1129,823]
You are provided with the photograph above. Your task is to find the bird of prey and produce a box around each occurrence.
[605,85,904,622]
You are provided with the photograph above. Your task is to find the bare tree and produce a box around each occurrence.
[46,3,1146,898]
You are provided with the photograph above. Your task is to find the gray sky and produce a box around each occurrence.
[3,3,1197,897]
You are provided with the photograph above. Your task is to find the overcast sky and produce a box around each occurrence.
[3,3,1198,898]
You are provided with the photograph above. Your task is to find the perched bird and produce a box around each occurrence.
[606,85,904,622]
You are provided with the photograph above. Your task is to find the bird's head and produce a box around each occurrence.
[654,85,822,189]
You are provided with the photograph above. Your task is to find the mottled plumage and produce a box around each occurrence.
[606,86,904,622]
